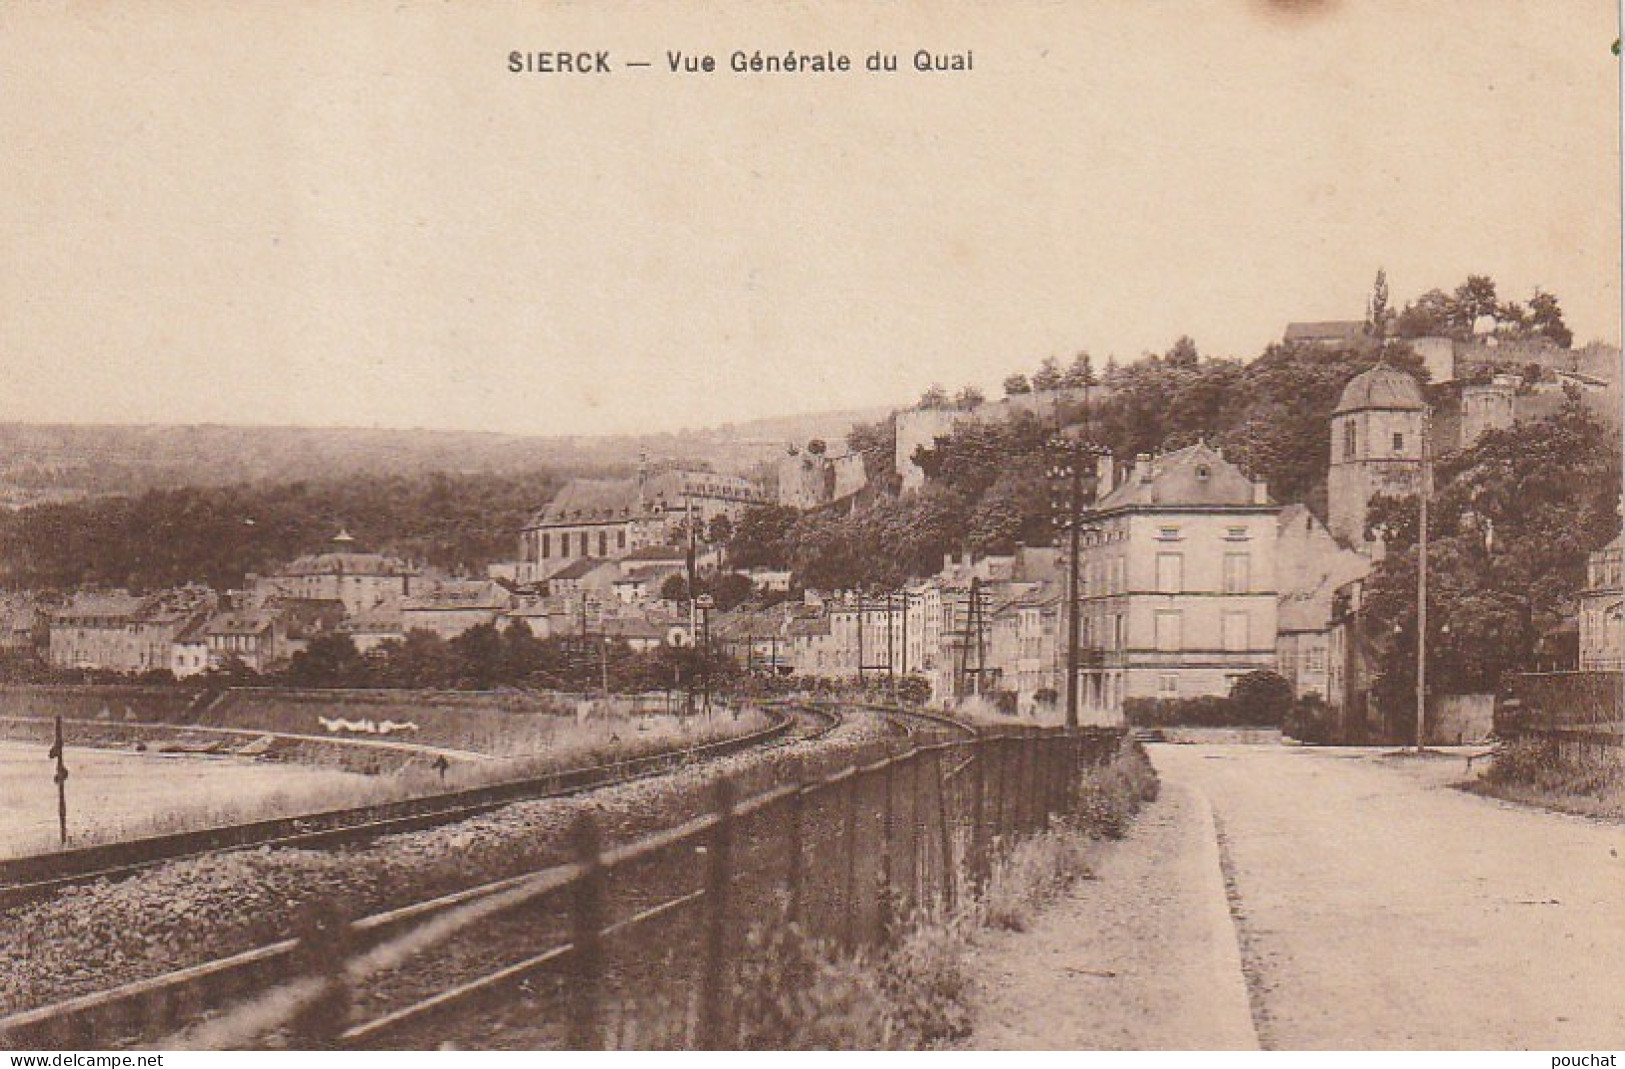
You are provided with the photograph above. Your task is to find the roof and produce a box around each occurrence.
[1285,321,1366,344]
[530,471,765,528]
[174,617,212,644]
[550,558,620,582]
[402,581,513,612]
[339,603,405,633]
[787,615,830,638]
[622,546,687,563]
[278,552,415,577]
[602,617,665,640]
[1334,364,1425,415]
[52,591,148,620]
[616,563,682,584]
[207,611,275,637]
[532,478,647,526]
[1095,442,1266,511]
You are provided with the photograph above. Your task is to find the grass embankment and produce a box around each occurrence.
[1464,736,1624,821]
[1,709,770,858]
[704,736,1160,1050]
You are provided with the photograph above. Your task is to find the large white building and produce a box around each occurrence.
[1076,443,1280,713]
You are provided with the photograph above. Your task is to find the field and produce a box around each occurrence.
[0,740,371,859]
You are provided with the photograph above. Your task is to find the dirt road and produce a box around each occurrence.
[1157,744,1625,1050]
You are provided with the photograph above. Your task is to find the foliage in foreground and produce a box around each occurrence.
[726,737,1159,1049]
[1487,736,1623,797]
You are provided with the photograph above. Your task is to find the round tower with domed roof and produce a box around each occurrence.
[1327,363,1425,547]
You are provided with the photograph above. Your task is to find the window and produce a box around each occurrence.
[1157,526,1182,541]
[1226,525,1249,541]
[617,529,627,549]
[1392,431,1405,453]
[1156,553,1184,594]
[1344,420,1357,459]
[1223,553,1251,594]
[1222,611,1249,652]
[1154,611,1182,651]
[1307,647,1326,672]
[1158,674,1178,696]
[598,531,608,557]
[540,533,551,560]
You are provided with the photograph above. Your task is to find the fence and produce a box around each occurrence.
[1495,672,1623,770]
[2,724,1123,1051]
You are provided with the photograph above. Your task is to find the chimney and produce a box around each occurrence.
[1252,480,1269,505]
[1135,454,1154,484]
[1096,453,1116,494]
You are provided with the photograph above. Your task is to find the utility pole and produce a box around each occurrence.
[1415,406,1431,753]
[48,715,68,846]
[856,592,864,685]
[1049,415,1107,730]
[696,594,715,719]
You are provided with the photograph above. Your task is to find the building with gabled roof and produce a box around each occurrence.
[399,579,515,641]
[1078,442,1279,716]
[513,463,767,585]
[49,586,216,674]
[1283,320,1371,349]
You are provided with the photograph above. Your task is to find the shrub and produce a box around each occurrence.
[1489,736,1623,796]
[1228,669,1293,725]
[1074,738,1160,839]
[878,919,975,1047]
[981,825,1093,931]
[731,920,901,1050]
[1283,693,1334,743]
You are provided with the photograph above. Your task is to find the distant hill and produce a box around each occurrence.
[0,404,899,508]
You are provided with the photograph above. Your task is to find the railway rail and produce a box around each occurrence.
[0,702,852,1050]
[0,703,836,911]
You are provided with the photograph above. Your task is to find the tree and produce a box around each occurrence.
[918,384,951,410]
[1002,373,1032,396]
[1062,351,1098,389]
[1031,356,1064,392]
[285,633,364,686]
[450,623,504,689]
[709,571,755,611]
[728,504,799,569]
[805,439,827,456]
[660,573,690,602]
[706,513,734,547]
[1452,275,1499,335]
[1527,288,1573,348]
[1361,402,1621,714]
[1365,268,1393,337]
[954,385,986,410]
[1164,335,1200,368]
[1394,288,1457,339]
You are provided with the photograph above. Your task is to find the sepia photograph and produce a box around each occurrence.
[0,0,1620,1056]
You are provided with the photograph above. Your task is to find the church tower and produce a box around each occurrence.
[1327,364,1426,547]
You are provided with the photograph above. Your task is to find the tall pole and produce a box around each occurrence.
[1415,407,1430,753]
[49,714,68,846]
[1065,460,1083,730]
[900,590,909,676]
[856,593,865,685]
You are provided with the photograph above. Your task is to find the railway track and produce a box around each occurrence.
[0,702,849,1051]
[0,704,837,912]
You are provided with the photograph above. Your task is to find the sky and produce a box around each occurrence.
[1,0,1619,438]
